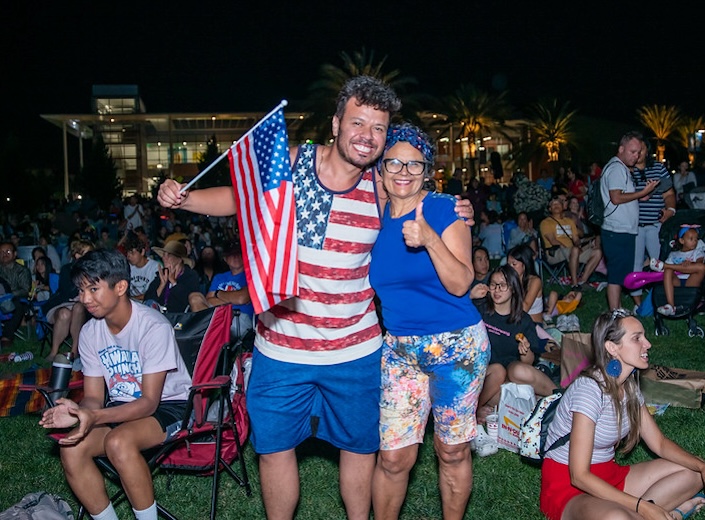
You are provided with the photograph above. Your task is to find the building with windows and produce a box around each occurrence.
[41,85,314,197]
[42,84,530,198]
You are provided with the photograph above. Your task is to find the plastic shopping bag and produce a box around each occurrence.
[497,382,536,453]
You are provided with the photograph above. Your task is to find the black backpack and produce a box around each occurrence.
[586,178,607,226]
[587,159,624,227]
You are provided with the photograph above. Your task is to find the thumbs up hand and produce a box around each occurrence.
[402,201,435,248]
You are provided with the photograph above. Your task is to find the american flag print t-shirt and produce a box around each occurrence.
[254,144,383,365]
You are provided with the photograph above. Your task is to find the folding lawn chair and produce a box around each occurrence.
[43,304,252,520]
[537,234,569,285]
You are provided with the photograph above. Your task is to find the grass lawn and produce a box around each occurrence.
[1,285,704,519]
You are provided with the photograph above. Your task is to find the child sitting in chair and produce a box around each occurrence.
[650,225,705,316]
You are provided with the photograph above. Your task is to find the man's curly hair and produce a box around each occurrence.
[335,76,401,119]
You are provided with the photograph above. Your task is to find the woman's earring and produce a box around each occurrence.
[606,358,622,377]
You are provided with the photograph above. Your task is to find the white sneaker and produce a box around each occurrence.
[471,425,499,457]
[650,258,664,272]
[657,304,675,316]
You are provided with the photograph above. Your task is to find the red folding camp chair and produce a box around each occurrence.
[43,304,252,520]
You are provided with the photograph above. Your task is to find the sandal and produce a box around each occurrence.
[673,492,705,519]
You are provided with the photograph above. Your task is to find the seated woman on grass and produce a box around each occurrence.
[473,265,556,454]
[540,308,705,520]
[507,244,543,323]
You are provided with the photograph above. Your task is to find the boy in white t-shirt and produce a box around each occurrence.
[123,231,159,301]
[40,249,191,520]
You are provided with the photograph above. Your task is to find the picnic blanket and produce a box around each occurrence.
[0,368,83,417]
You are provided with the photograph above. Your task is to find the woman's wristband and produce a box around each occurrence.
[666,207,676,214]
[635,496,642,512]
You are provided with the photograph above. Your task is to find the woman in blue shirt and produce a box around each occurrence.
[370,123,490,520]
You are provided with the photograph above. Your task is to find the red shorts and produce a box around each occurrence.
[540,458,630,520]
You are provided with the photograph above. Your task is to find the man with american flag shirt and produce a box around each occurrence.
[158,76,473,520]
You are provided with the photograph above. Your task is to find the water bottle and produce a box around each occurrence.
[12,351,34,363]
[50,354,73,389]
[49,353,73,405]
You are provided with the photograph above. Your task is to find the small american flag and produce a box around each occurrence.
[228,107,298,314]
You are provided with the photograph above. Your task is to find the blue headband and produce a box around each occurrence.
[679,224,701,239]
[383,123,435,164]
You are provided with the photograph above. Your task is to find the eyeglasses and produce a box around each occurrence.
[489,282,509,292]
[382,158,428,176]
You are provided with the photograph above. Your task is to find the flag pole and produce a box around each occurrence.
[179,99,289,193]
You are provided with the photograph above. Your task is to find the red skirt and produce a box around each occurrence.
[540,458,630,520]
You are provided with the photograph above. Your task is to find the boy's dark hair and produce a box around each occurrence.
[335,75,402,120]
[123,231,145,253]
[71,248,130,290]
[473,246,490,261]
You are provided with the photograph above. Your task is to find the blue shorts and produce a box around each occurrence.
[601,230,636,285]
[246,348,382,454]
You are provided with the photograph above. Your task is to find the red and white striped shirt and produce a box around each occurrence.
[255,144,383,365]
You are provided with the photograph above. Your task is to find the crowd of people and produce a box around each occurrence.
[1,75,704,520]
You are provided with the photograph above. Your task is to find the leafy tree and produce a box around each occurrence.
[300,48,423,142]
[637,104,682,163]
[513,99,578,172]
[74,134,123,211]
[440,84,513,177]
[196,134,231,189]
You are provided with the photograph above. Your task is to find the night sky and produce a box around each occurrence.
[3,1,704,169]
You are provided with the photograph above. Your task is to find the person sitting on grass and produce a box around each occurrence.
[469,246,491,300]
[651,226,705,316]
[540,308,705,520]
[543,289,583,325]
[39,248,192,520]
[507,244,544,323]
[472,265,556,456]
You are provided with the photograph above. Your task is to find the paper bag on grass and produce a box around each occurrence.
[560,332,593,388]
[640,365,705,409]
[497,383,536,453]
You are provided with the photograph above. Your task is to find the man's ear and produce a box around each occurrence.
[331,115,340,138]
[115,279,129,297]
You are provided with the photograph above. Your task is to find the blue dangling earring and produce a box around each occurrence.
[606,358,622,377]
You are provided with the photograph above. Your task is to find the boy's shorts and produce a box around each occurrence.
[106,400,187,436]
[247,348,382,454]
[379,322,490,450]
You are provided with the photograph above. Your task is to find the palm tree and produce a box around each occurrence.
[512,99,578,174]
[675,115,705,164]
[441,84,513,177]
[299,48,422,142]
[637,104,682,162]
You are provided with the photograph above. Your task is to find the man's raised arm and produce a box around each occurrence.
[157,180,237,217]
